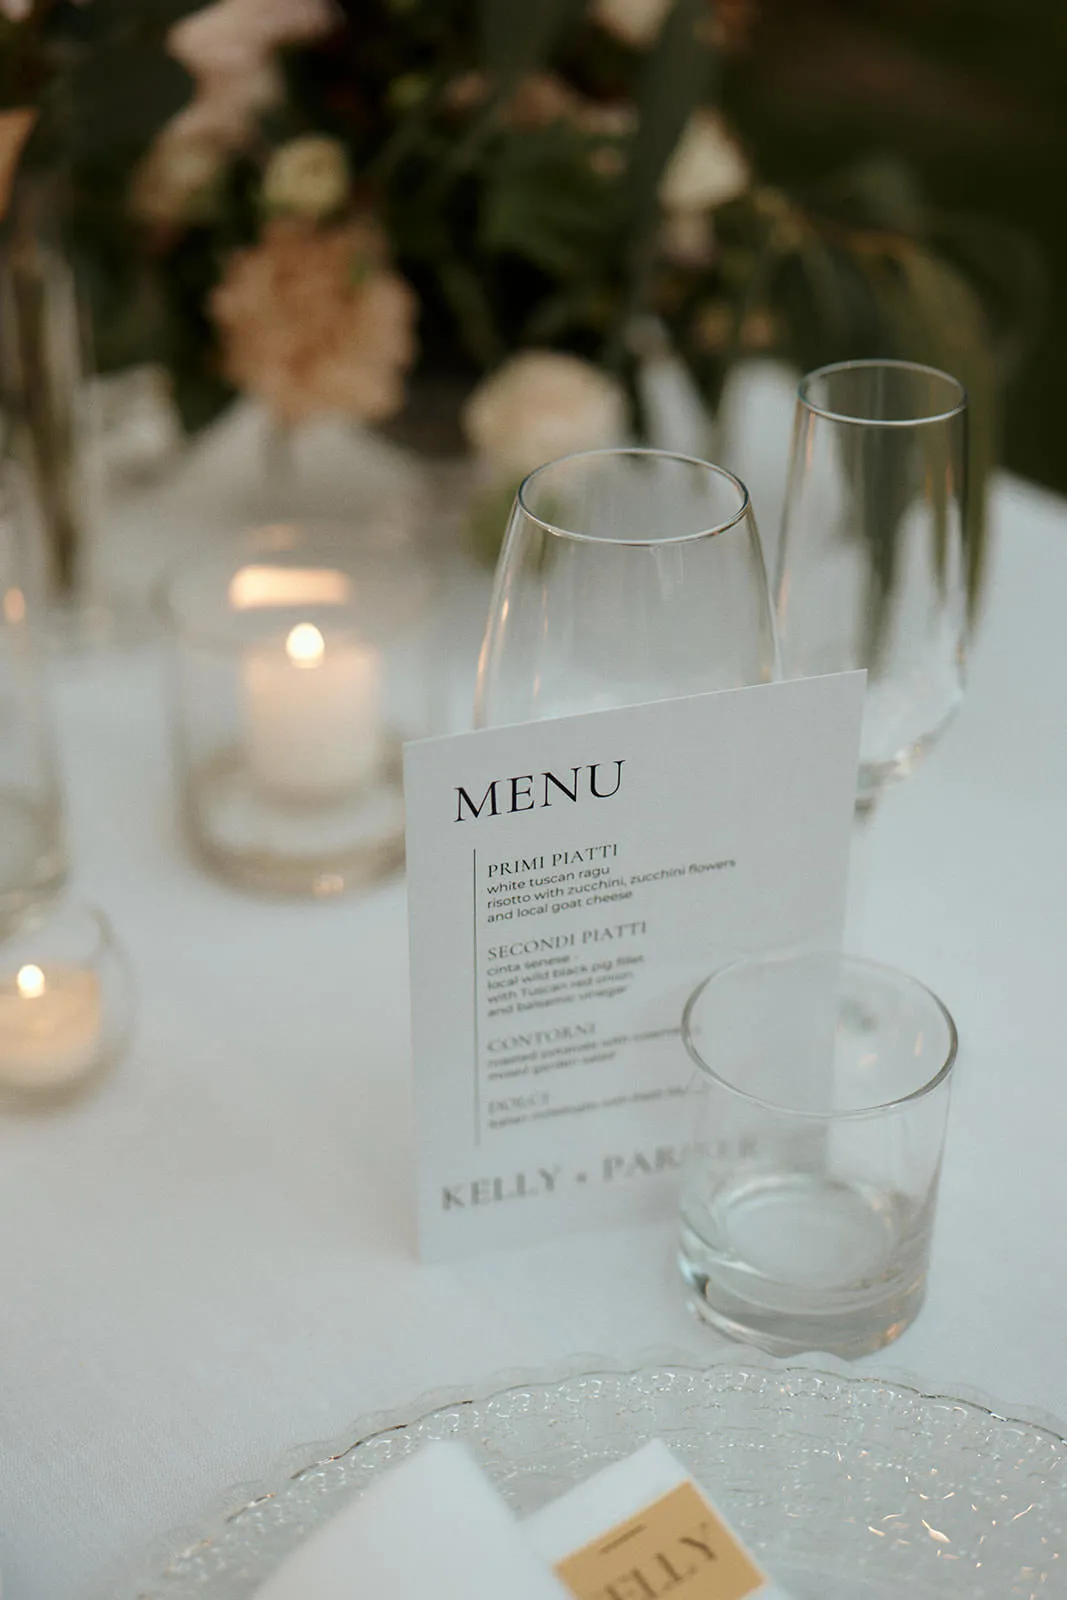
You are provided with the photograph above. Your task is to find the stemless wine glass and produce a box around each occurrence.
[678,948,958,1358]
[775,360,967,811]
[474,449,777,726]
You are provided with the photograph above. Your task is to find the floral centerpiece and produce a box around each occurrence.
[2,0,1033,587]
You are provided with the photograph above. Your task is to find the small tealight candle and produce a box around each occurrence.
[242,620,382,801]
[0,962,104,1089]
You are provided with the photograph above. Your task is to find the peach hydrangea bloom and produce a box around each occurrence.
[210,218,417,425]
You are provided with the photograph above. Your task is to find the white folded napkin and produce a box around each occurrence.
[252,1439,571,1600]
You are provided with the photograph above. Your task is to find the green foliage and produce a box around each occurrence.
[622,0,715,311]
[861,243,995,626]
[480,123,623,277]
[468,475,520,564]
[1,0,1031,605]
[5,1,198,157]
[663,150,1029,627]
[478,0,584,82]
[57,40,190,164]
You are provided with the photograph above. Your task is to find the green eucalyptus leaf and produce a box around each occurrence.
[436,256,504,367]
[627,0,715,233]
[793,232,853,351]
[524,281,617,342]
[468,477,519,566]
[851,242,994,641]
[60,43,192,161]
[879,246,993,623]
[818,156,926,235]
[478,0,584,80]
[606,0,716,359]
[481,123,622,277]
[898,250,995,627]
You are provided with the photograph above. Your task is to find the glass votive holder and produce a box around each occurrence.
[678,949,958,1359]
[160,529,429,896]
[0,895,134,1102]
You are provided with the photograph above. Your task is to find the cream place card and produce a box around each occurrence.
[404,674,864,1260]
[526,1440,792,1600]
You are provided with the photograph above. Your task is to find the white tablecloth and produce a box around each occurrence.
[0,466,1065,1599]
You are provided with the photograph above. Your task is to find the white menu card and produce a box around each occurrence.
[405,674,864,1260]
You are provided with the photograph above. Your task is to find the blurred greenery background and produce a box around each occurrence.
[2,0,1064,496]
[725,0,1065,494]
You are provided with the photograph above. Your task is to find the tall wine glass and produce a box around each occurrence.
[474,448,777,727]
[775,360,967,813]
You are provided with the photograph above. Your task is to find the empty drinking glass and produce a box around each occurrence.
[475,449,777,727]
[775,360,967,812]
[679,949,958,1358]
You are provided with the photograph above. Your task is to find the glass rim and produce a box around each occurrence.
[682,950,959,1120]
[155,531,427,652]
[797,359,967,428]
[1,893,115,968]
[516,448,752,547]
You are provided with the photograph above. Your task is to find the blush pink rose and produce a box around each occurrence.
[167,0,337,151]
[210,218,418,425]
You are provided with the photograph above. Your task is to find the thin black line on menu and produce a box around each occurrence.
[472,847,480,1147]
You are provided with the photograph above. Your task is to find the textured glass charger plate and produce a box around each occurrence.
[112,1354,1066,1599]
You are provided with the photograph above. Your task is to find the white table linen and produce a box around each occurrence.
[0,464,1064,1599]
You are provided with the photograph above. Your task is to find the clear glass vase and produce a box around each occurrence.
[0,206,105,640]
[0,458,68,931]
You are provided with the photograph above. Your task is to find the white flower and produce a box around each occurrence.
[462,352,628,481]
[169,0,336,78]
[262,136,349,219]
[660,209,715,268]
[130,129,225,224]
[166,0,336,152]
[168,60,280,149]
[592,0,672,49]
[659,111,749,213]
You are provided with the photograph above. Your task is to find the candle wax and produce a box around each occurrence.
[242,625,382,800]
[0,965,103,1088]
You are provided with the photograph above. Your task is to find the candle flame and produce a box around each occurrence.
[286,622,326,667]
[17,964,46,999]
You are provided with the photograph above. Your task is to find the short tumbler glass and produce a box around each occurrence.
[679,950,957,1358]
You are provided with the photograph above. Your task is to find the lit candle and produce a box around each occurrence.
[242,621,382,800]
[0,963,104,1089]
